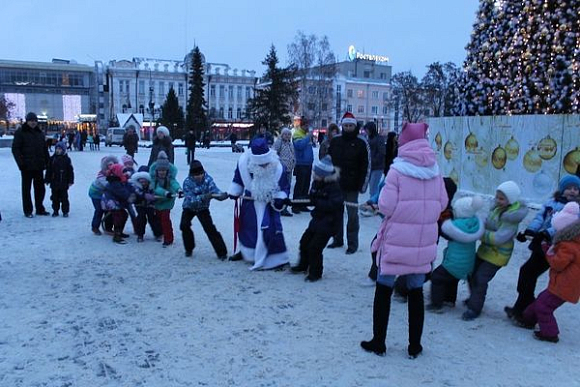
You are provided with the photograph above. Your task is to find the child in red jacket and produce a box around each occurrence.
[517,202,580,343]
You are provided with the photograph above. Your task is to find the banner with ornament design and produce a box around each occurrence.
[426,114,579,204]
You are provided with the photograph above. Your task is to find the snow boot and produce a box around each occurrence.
[113,233,127,244]
[360,283,392,356]
[407,287,424,359]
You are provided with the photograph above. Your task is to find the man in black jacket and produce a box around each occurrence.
[12,112,50,217]
[123,125,139,157]
[327,112,370,254]
[184,129,196,165]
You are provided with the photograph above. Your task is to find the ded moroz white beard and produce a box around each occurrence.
[247,161,279,203]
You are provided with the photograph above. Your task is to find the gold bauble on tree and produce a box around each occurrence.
[444,141,454,160]
[523,148,542,173]
[475,147,488,168]
[435,132,442,151]
[464,132,478,153]
[505,136,520,160]
[491,145,507,170]
[537,135,557,160]
[563,147,580,174]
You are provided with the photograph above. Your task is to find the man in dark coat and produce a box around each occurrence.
[327,112,370,254]
[12,112,50,217]
[123,125,139,157]
[184,129,196,165]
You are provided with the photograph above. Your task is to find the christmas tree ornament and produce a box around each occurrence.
[434,132,442,151]
[523,148,542,173]
[464,131,478,153]
[491,144,507,169]
[444,141,454,160]
[537,135,557,160]
[505,136,520,160]
[563,147,580,174]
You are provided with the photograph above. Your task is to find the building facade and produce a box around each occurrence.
[0,59,95,132]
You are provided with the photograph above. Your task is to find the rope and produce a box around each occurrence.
[238,196,360,209]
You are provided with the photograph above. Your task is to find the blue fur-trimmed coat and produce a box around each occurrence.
[228,150,290,269]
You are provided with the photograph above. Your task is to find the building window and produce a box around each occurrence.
[246,86,251,99]
[228,86,234,99]
[383,92,389,101]
[358,105,364,113]
[228,107,233,119]
[219,107,224,118]
[219,85,225,98]
[380,73,387,79]
[347,89,353,98]
[383,106,388,115]
[357,90,364,98]
[372,91,379,99]
[371,106,378,114]
[237,86,242,99]
[336,85,341,93]
[307,103,315,111]
[321,119,327,127]
[169,82,174,91]
[347,104,352,112]
[159,82,165,96]
[322,103,328,111]
[363,70,371,78]
[210,85,216,97]
[178,83,184,96]
[308,86,315,94]
[237,107,242,119]
[139,80,145,94]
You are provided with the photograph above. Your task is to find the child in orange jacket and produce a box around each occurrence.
[517,202,580,343]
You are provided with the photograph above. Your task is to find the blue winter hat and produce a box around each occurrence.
[250,137,275,164]
[314,155,335,177]
[55,141,67,152]
[558,175,580,192]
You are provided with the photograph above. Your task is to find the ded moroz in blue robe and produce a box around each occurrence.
[228,150,290,270]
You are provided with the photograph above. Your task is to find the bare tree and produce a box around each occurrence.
[288,31,337,129]
[390,71,427,123]
[421,62,461,117]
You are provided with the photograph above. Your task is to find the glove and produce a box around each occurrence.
[216,192,228,201]
[516,232,528,243]
[202,193,213,201]
[273,199,285,210]
[283,198,293,206]
[177,190,184,199]
[524,229,537,238]
[144,193,156,202]
[228,194,239,200]
[165,192,174,198]
[540,230,552,243]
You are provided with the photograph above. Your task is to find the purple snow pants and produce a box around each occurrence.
[523,289,565,338]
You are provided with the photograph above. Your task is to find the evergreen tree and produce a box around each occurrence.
[160,87,185,139]
[458,0,579,115]
[186,46,207,139]
[247,45,297,131]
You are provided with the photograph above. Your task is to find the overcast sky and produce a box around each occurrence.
[6,0,479,77]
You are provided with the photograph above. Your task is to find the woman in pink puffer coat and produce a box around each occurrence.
[361,122,448,359]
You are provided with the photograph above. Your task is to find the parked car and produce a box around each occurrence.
[105,127,126,146]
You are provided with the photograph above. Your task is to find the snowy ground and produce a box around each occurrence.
[0,146,578,387]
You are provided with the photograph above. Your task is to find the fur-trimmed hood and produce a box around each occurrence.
[553,221,580,244]
[441,216,485,243]
[314,166,341,183]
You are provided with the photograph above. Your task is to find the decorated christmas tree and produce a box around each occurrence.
[457,0,579,115]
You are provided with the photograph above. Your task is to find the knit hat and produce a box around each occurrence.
[108,164,127,182]
[156,150,170,170]
[55,141,67,152]
[100,155,119,172]
[496,180,521,204]
[121,154,136,166]
[314,155,335,177]
[156,126,170,137]
[453,196,484,218]
[130,171,151,184]
[398,123,428,146]
[558,174,580,193]
[250,137,275,164]
[189,160,205,175]
[25,112,38,122]
[552,202,580,231]
[137,165,149,173]
[280,127,292,136]
[341,112,357,125]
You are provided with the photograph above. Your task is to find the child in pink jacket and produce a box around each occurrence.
[361,122,448,359]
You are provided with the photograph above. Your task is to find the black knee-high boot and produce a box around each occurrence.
[361,283,392,356]
[408,287,424,358]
